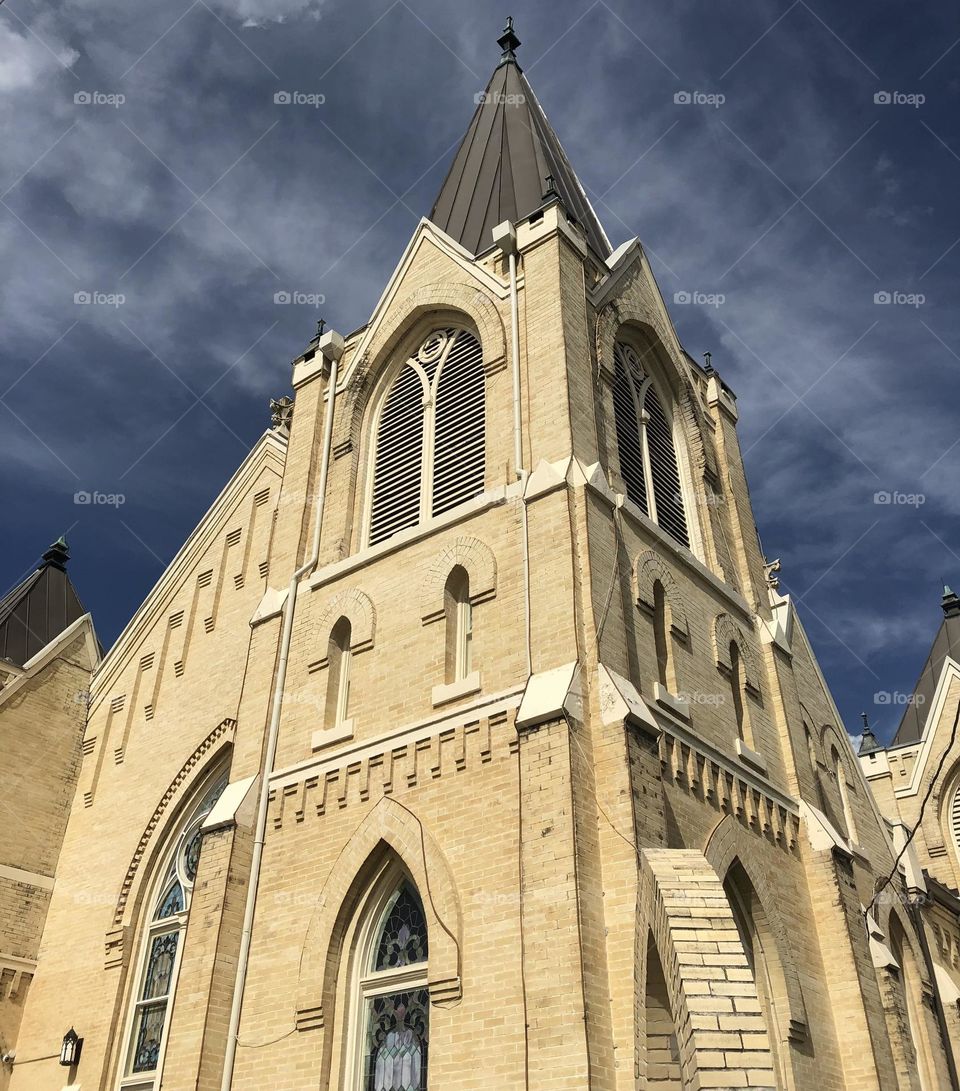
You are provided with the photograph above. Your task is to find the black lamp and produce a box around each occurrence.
[60,1028,82,1067]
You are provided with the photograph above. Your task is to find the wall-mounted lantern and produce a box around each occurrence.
[60,1028,82,1067]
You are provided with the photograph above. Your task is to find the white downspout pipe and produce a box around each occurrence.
[492,220,532,676]
[220,329,345,1091]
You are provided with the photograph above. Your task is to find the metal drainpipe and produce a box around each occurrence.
[492,220,532,677]
[220,330,344,1091]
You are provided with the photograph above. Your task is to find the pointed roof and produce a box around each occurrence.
[0,537,89,668]
[891,584,960,745]
[429,19,611,259]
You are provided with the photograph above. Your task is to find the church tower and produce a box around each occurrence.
[5,20,957,1091]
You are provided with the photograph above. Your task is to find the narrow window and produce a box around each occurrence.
[369,328,484,546]
[355,875,430,1091]
[326,618,352,729]
[444,566,472,683]
[951,783,960,863]
[611,341,689,547]
[832,745,858,844]
[652,580,675,692]
[123,770,227,1089]
[728,640,754,749]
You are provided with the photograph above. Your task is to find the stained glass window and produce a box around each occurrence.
[374,884,428,970]
[364,989,429,1091]
[156,881,184,919]
[124,767,229,1086]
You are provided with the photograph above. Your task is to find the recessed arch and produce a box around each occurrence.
[420,536,497,625]
[634,550,689,639]
[316,589,376,658]
[296,797,462,1036]
[712,612,760,691]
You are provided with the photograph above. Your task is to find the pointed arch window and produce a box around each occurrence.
[951,782,960,863]
[121,768,228,1090]
[612,340,689,547]
[350,870,430,1091]
[831,744,859,845]
[369,328,485,546]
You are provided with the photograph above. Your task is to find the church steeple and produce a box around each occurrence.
[429,18,611,258]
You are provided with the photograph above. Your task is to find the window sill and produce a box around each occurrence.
[736,737,767,774]
[312,719,354,752]
[432,672,481,708]
[653,682,690,721]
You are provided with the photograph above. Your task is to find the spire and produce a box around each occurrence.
[858,711,881,755]
[429,20,611,258]
[497,16,520,66]
[41,535,70,570]
[0,538,87,667]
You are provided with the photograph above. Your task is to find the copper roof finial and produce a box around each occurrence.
[941,582,960,618]
[497,16,520,64]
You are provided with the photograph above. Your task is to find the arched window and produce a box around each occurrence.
[951,781,960,864]
[325,618,352,730]
[369,328,485,546]
[121,768,228,1089]
[444,566,472,684]
[612,340,689,547]
[728,639,754,749]
[652,580,676,693]
[350,869,430,1091]
[831,744,858,844]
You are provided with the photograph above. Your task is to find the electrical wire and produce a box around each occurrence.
[865,698,960,918]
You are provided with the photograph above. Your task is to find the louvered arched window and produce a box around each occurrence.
[612,341,689,547]
[369,328,485,546]
[950,782,960,861]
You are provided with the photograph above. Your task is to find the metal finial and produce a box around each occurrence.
[497,16,521,63]
[941,581,960,618]
[542,173,559,201]
[858,711,881,754]
[861,711,869,730]
[317,318,326,338]
[702,351,713,373]
[42,536,70,568]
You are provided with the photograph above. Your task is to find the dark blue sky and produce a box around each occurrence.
[2,0,959,745]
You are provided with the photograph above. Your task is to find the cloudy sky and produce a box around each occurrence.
[2,0,958,744]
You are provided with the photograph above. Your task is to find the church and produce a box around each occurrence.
[2,19,959,1091]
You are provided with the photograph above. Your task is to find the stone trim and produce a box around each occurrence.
[108,720,234,937]
[295,797,463,1032]
[419,536,497,625]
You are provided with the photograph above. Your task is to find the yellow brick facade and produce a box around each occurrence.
[2,134,955,1091]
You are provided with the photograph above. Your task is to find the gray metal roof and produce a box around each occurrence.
[891,586,960,745]
[430,42,611,259]
[0,538,88,667]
